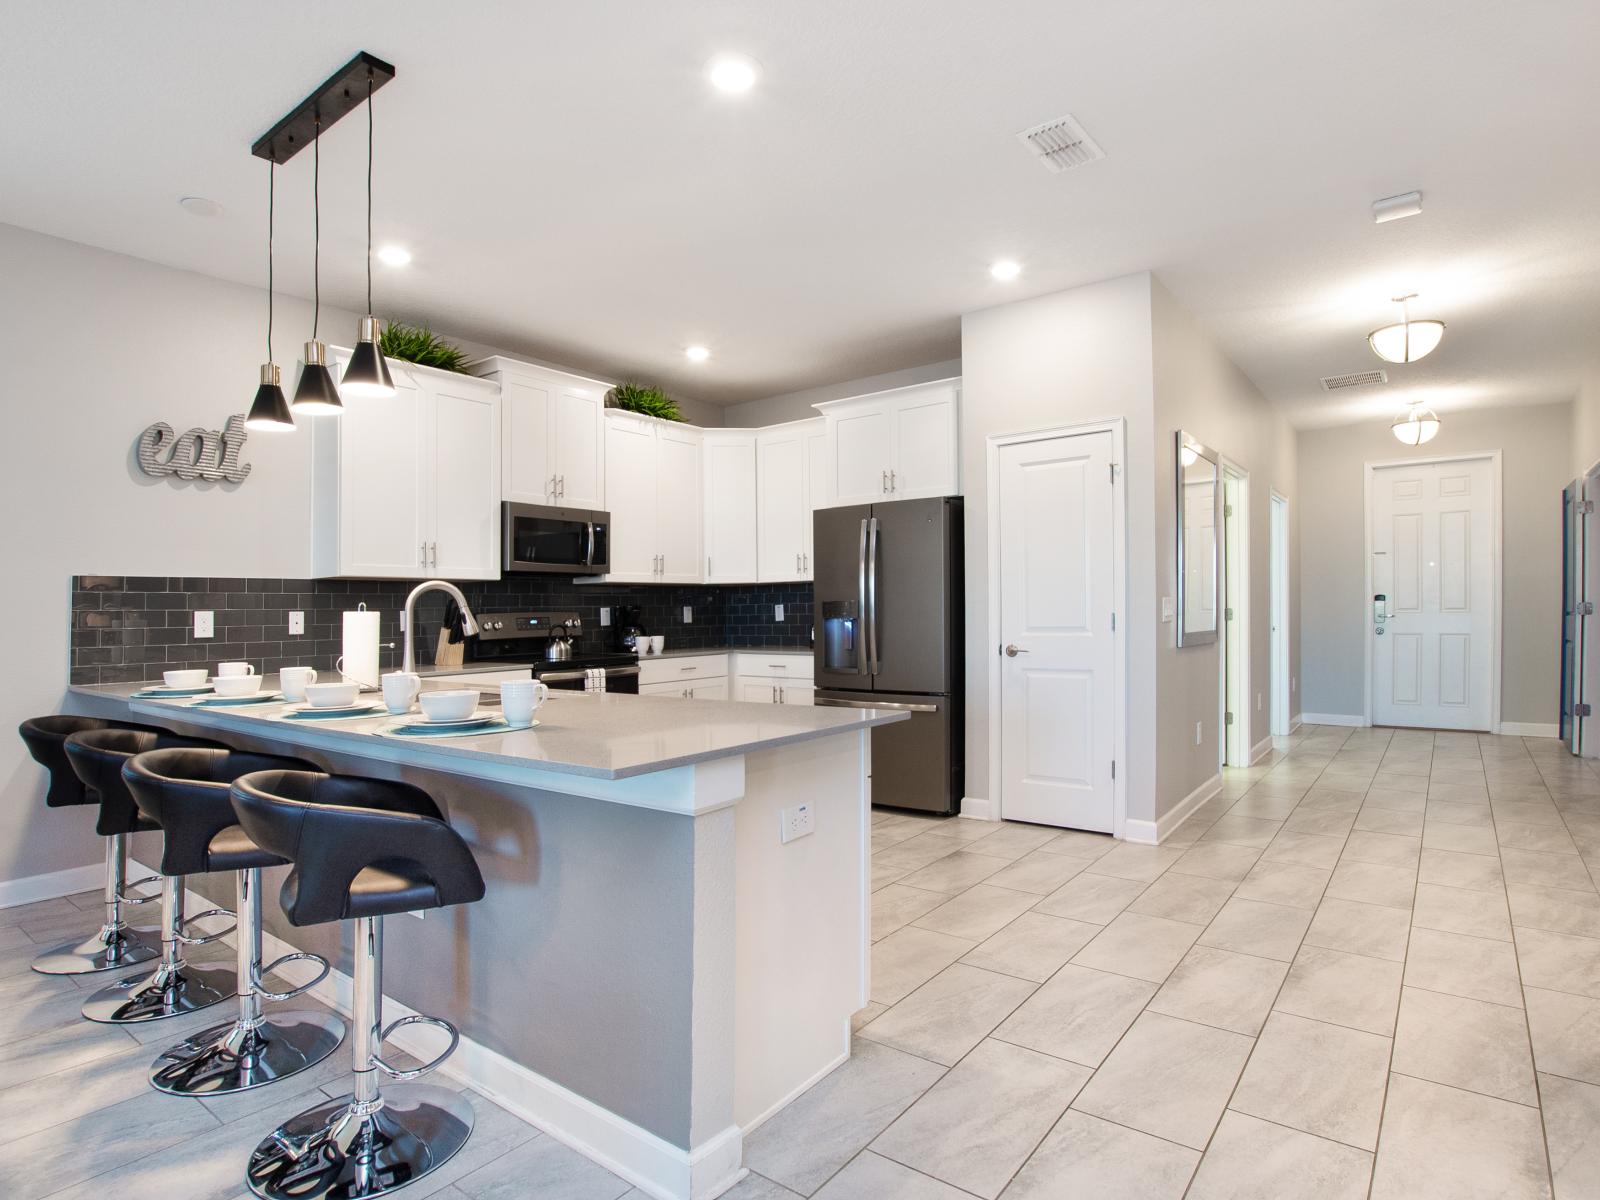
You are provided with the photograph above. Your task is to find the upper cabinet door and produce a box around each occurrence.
[335,363,430,578]
[830,405,894,506]
[553,384,606,509]
[891,383,959,499]
[500,374,554,505]
[757,427,806,582]
[430,380,502,580]
[802,418,830,573]
[603,413,659,578]
[655,423,703,582]
[705,434,758,582]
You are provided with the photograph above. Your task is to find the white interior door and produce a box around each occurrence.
[998,430,1117,831]
[1222,472,1247,766]
[1371,458,1495,731]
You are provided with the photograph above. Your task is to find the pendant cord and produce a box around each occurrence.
[366,70,374,316]
[267,160,275,362]
[312,117,321,341]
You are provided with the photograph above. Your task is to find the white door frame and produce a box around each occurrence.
[1269,490,1292,736]
[985,417,1128,837]
[1220,459,1250,767]
[1362,451,1503,733]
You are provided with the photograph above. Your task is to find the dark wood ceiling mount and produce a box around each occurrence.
[251,51,396,164]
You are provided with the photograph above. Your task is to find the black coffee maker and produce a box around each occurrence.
[614,605,648,653]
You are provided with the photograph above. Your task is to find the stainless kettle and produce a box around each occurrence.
[545,621,574,662]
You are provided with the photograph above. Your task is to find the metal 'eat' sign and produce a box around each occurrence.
[137,414,252,483]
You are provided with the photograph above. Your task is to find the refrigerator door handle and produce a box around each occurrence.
[867,516,881,675]
[815,697,939,713]
[856,517,870,675]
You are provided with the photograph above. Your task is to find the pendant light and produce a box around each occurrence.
[341,68,397,399]
[1368,293,1446,365]
[245,161,294,432]
[291,117,343,415]
[1391,401,1442,446]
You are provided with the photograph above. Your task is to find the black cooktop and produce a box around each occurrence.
[467,610,637,674]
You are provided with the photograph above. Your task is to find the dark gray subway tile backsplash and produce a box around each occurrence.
[69,574,813,685]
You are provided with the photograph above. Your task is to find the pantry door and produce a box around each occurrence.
[1369,456,1497,731]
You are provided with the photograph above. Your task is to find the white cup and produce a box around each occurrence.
[211,674,263,698]
[500,679,550,729]
[163,669,208,690]
[304,681,360,709]
[279,666,319,703]
[650,635,665,655]
[382,672,422,715]
[217,662,256,678]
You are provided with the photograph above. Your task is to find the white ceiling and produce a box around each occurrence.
[4,1,1597,423]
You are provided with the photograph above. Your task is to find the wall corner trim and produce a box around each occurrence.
[1298,712,1369,728]
[1124,772,1221,845]
[1500,722,1560,739]
[959,797,998,822]
[0,861,105,911]
[1249,736,1275,765]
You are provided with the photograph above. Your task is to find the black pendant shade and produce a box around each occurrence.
[291,340,343,415]
[342,316,396,399]
[246,363,294,432]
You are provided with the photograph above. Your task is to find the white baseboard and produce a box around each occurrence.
[143,862,741,1200]
[1501,722,1559,739]
[1291,713,1303,733]
[959,796,996,822]
[1299,713,1367,728]
[1250,736,1275,765]
[0,862,105,911]
[1123,772,1221,846]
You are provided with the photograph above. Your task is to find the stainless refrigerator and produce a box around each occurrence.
[813,496,964,814]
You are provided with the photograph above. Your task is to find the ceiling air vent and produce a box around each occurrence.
[1321,369,1388,391]
[1016,114,1105,173]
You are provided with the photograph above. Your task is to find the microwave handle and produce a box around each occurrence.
[585,522,596,566]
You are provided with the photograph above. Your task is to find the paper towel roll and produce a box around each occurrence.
[340,604,381,691]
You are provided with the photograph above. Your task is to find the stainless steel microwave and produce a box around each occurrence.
[501,503,610,574]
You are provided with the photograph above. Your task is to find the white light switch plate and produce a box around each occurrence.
[775,604,785,621]
[1161,596,1174,622]
[288,611,305,636]
[193,610,214,639]
[682,606,692,623]
[599,607,611,626]
[780,802,814,844]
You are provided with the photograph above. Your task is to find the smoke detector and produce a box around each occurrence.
[1016,114,1105,173]
[1321,369,1388,391]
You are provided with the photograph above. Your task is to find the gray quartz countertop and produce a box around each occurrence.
[69,676,902,782]
[644,645,812,660]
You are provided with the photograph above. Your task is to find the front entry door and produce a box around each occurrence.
[998,430,1117,831]
[1371,458,1495,731]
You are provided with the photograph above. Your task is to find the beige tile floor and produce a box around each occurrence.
[5,724,1600,1198]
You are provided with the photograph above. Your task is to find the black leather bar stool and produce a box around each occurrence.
[107,748,346,1096]
[231,770,485,1200]
[18,717,176,976]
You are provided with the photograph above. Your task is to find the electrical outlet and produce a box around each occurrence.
[1195,721,1203,746]
[775,603,785,622]
[193,610,215,639]
[288,611,305,636]
[682,606,693,624]
[599,607,611,627]
[779,802,815,844]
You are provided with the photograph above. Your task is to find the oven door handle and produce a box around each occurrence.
[540,665,641,683]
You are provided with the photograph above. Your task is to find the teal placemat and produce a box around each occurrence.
[378,717,514,740]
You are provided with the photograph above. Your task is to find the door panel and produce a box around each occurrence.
[893,391,957,499]
[656,424,703,582]
[832,409,892,505]
[757,429,806,581]
[869,497,952,695]
[812,505,873,690]
[604,416,658,577]
[704,435,758,582]
[430,384,500,578]
[339,364,427,577]
[501,376,553,505]
[998,432,1116,831]
[554,385,605,509]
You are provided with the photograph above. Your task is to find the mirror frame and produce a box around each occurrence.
[1176,430,1222,647]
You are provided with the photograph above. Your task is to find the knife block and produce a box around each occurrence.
[433,628,465,669]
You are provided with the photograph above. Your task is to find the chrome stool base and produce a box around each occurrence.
[245,1084,473,1200]
[151,1009,346,1097]
[31,924,161,976]
[82,960,236,1024]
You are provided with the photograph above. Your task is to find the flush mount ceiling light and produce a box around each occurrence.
[1392,401,1442,446]
[1372,190,1423,224]
[685,345,711,363]
[376,244,411,267]
[1369,293,1445,364]
[707,54,760,94]
[290,118,342,416]
[990,259,1022,281]
[178,195,223,218]
[245,163,293,432]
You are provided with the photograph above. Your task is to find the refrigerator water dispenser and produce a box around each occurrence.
[822,600,860,672]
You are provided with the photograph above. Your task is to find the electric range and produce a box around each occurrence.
[466,610,640,693]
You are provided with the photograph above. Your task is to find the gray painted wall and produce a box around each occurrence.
[723,358,963,428]
[1297,401,1569,726]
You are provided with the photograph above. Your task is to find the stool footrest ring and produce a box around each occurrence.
[117,875,162,904]
[373,1014,460,1081]
[250,951,331,1002]
[176,908,237,946]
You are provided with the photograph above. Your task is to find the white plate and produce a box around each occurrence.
[281,703,386,721]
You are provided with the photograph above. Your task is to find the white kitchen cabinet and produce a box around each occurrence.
[590,413,703,583]
[473,357,608,509]
[734,652,815,706]
[312,353,501,580]
[756,418,826,582]
[703,432,758,582]
[817,379,960,506]
[640,677,728,700]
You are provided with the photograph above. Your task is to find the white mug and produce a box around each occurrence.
[500,679,550,729]
[217,661,256,677]
[382,672,422,715]
[649,635,665,655]
[279,666,319,702]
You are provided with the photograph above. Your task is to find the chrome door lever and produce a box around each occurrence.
[1004,644,1028,657]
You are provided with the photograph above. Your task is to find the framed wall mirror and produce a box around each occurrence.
[1176,430,1221,647]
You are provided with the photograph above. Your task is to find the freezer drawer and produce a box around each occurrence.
[814,689,960,815]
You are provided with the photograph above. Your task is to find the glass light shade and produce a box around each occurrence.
[291,340,343,414]
[1391,406,1441,446]
[245,363,294,432]
[1368,318,1445,364]
[342,315,396,399]
[1179,445,1198,467]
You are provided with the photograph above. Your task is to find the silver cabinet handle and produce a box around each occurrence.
[890,469,896,492]
[431,542,438,568]
[780,686,786,703]
[548,475,557,499]
[814,697,939,713]
[708,556,712,576]
[796,552,801,573]
[559,475,565,498]
[420,542,427,567]
[680,666,696,672]
[802,552,808,571]
[881,469,888,493]
[1004,643,1028,657]
[771,685,777,703]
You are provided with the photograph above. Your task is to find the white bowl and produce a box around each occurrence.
[163,669,208,689]
[304,681,361,709]
[419,689,478,722]
[211,674,263,698]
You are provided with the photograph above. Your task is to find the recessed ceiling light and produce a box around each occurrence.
[990,259,1022,281]
[377,244,412,267]
[685,345,711,363]
[178,196,222,218]
[707,54,760,94]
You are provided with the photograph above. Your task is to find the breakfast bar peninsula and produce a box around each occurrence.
[71,680,906,1200]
